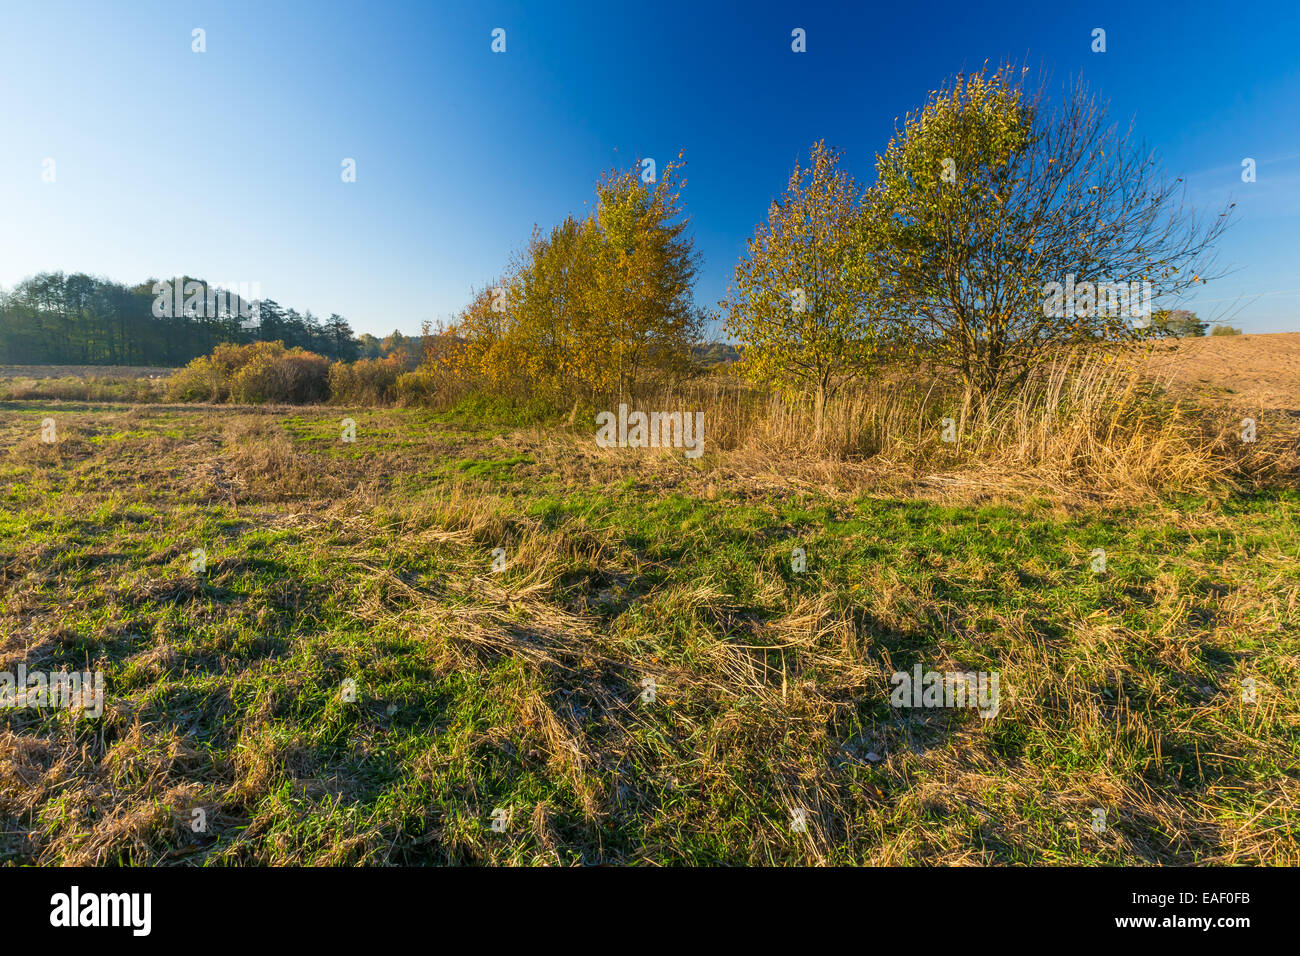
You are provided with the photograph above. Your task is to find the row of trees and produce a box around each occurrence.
[0,273,377,366]
[8,65,1225,417]
[723,65,1228,428]
[435,65,1225,426]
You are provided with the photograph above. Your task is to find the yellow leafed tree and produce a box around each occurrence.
[722,141,882,434]
[448,153,704,409]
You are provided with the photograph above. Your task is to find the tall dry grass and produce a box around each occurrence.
[0,374,167,403]
[626,350,1282,497]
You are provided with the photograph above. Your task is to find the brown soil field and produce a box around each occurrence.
[0,364,174,379]
[1141,332,1300,426]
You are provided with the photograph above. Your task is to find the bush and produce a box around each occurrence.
[232,349,329,404]
[167,357,229,403]
[1209,324,1243,336]
[392,368,439,406]
[392,366,469,408]
[329,355,405,405]
[168,342,329,404]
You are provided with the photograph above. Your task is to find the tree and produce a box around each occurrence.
[257,300,288,348]
[326,313,359,361]
[865,64,1231,396]
[592,152,704,400]
[512,217,606,402]
[300,310,326,353]
[722,141,880,433]
[380,330,421,369]
[1149,309,1207,337]
[448,154,704,408]
[356,333,384,359]
[447,281,516,393]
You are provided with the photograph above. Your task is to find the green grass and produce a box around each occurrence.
[0,403,1296,865]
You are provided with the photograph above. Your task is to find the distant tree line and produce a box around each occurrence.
[0,272,383,366]
[1148,309,1207,337]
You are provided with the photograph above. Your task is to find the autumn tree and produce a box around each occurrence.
[516,217,609,402]
[722,141,881,433]
[449,271,530,397]
[448,154,704,409]
[592,152,704,400]
[865,64,1230,396]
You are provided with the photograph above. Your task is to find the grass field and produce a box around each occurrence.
[0,366,172,404]
[1,379,1297,866]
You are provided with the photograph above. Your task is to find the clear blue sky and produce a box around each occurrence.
[2,0,1298,337]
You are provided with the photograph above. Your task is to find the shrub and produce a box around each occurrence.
[167,356,229,402]
[391,366,465,408]
[392,368,438,406]
[1209,324,1243,336]
[329,355,405,405]
[168,341,329,404]
[231,349,329,404]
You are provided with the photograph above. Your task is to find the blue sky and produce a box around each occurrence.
[2,0,1298,337]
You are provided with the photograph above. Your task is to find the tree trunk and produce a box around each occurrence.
[814,382,827,442]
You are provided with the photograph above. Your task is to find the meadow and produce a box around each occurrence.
[1,339,1296,865]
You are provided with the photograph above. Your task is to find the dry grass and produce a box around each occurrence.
[0,360,1296,866]
[568,349,1293,503]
